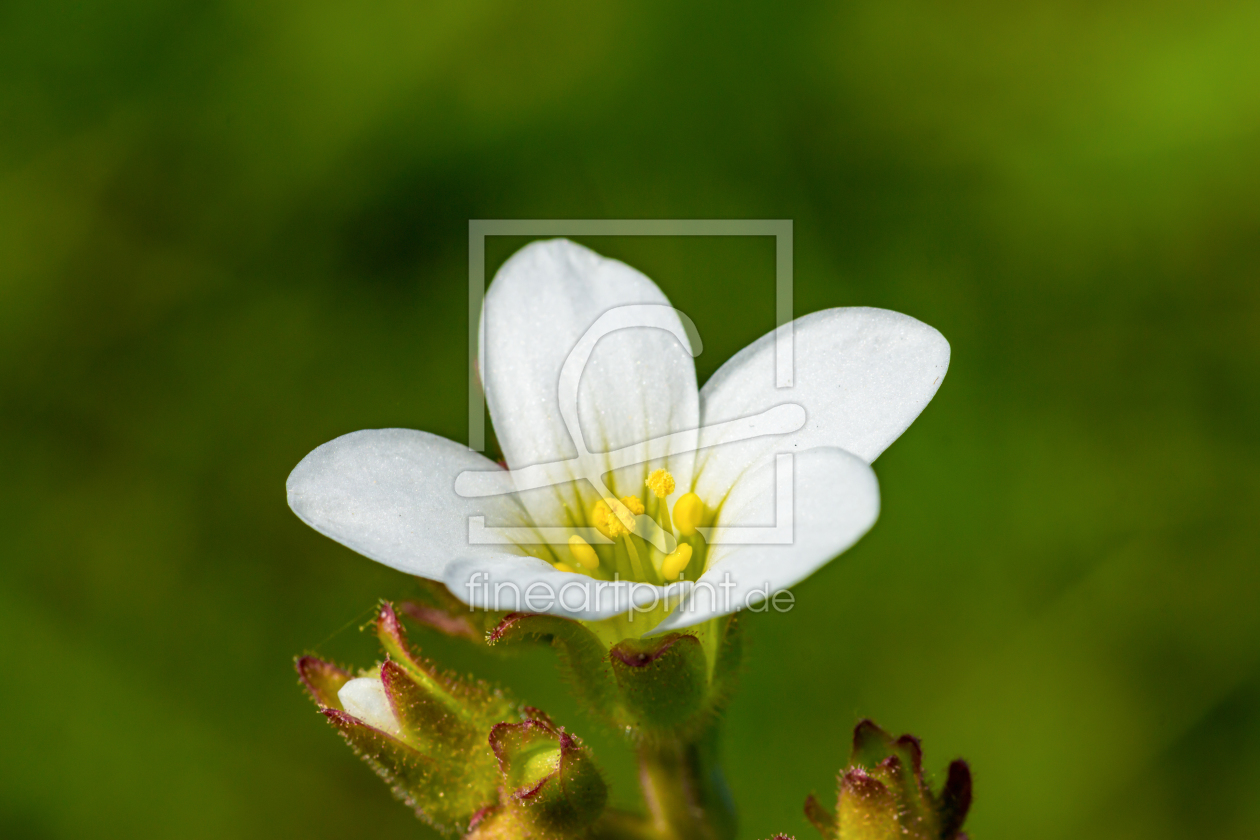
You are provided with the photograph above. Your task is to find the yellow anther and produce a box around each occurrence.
[568,534,600,570]
[672,492,704,536]
[620,495,644,516]
[661,543,693,580]
[553,562,577,574]
[592,498,632,538]
[646,469,676,498]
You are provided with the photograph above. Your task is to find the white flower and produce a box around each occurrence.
[287,239,948,635]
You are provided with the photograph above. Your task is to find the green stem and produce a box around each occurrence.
[635,727,736,840]
[590,809,661,840]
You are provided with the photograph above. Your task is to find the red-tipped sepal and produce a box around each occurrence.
[807,720,972,840]
[295,656,352,710]
[493,710,607,829]
[469,709,609,840]
[836,768,900,840]
[300,603,520,834]
[376,602,515,729]
[321,708,477,831]
[397,579,503,642]
[936,761,972,839]
[488,613,622,723]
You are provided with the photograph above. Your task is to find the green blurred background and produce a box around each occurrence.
[3,2,1259,838]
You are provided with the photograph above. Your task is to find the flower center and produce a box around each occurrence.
[546,470,710,586]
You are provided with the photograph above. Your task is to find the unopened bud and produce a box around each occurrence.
[338,675,404,738]
[805,719,972,840]
[489,709,608,833]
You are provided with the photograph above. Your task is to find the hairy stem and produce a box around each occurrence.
[636,727,736,840]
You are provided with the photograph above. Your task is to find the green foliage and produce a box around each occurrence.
[4,2,1260,839]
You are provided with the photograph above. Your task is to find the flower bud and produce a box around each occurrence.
[804,720,972,840]
[490,612,744,743]
[487,709,608,834]
[609,633,708,736]
[296,602,516,834]
[338,675,404,738]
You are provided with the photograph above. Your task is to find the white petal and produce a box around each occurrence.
[694,307,948,503]
[287,428,535,580]
[648,446,880,633]
[443,553,692,622]
[481,239,700,524]
[338,677,403,737]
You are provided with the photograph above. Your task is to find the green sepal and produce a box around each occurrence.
[376,602,515,728]
[935,761,972,839]
[804,793,838,839]
[467,709,609,840]
[309,603,521,834]
[489,708,608,833]
[849,722,936,838]
[377,661,503,827]
[707,614,744,713]
[610,633,708,739]
[488,613,623,724]
[382,659,476,747]
[295,655,351,710]
[323,708,489,834]
[836,769,899,840]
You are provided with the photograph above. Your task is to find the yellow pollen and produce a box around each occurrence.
[673,492,704,536]
[553,562,577,574]
[646,469,676,498]
[592,498,633,538]
[567,535,600,570]
[661,543,693,580]
[620,495,644,516]
[591,500,613,539]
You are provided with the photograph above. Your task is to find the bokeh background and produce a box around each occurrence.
[3,2,1259,838]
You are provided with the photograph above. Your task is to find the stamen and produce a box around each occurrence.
[661,543,692,580]
[553,562,577,574]
[592,499,626,539]
[622,534,649,582]
[595,497,638,538]
[567,535,600,570]
[646,469,675,498]
[673,492,704,536]
[647,474,675,535]
[620,495,645,517]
